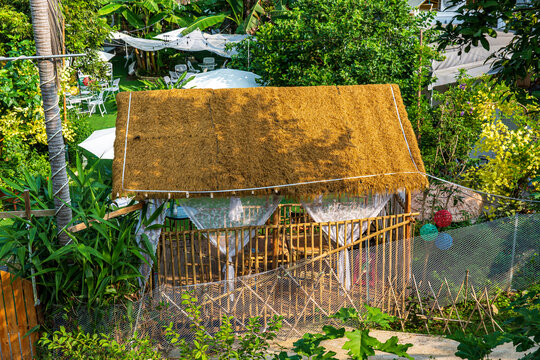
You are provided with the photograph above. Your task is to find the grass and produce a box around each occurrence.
[87,57,146,131]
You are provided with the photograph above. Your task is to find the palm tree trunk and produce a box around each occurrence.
[30,0,72,245]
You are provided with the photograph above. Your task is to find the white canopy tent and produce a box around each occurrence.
[111,29,249,58]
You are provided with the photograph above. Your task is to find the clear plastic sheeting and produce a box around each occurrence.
[303,194,391,289]
[180,196,282,285]
[135,200,166,284]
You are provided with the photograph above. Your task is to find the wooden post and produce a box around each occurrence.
[272,209,280,269]
[405,190,412,283]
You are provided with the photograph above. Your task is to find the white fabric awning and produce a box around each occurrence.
[111,29,249,58]
[430,31,514,88]
[97,50,115,62]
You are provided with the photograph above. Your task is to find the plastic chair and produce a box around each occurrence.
[103,78,120,99]
[187,60,200,73]
[202,57,216,70]
[175,64,188,75]
[163,76,172,89]
[169,70,180,84]
[87,91,107,117]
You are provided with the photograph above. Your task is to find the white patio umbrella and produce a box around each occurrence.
[185,69,261,89]
[78,128,115,160]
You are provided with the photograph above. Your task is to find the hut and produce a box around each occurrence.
[112,84,428,302]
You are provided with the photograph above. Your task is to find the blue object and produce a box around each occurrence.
[167,204,189,220]
[420,224,438,242]
[435,233,453,250]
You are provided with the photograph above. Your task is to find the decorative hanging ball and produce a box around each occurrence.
[435,233,453,250]
[420,223,438,242]
[434,210,453,228]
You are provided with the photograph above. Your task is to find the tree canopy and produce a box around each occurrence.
[230,0,439,106]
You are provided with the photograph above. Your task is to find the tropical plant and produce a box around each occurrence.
[275,306,413,360]
[39,326,163,359]
[98,0,190,74]
[230,0,439,108]
[0,157,156,312]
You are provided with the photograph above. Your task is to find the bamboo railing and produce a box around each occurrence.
[155,206,415,289]
[150,198,416,332]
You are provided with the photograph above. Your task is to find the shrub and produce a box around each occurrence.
[39,327,163,360]
[0,156,157,315]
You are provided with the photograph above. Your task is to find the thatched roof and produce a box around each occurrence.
[112,84,428,199]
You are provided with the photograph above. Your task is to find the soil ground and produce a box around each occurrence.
[273,329,538,359]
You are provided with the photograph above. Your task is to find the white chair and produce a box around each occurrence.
[103,78,120,99]
[163,76,172,89]
[187,60,200,73]
[221,60,229,69]
[169,70,183,84]
[202,57,216,71]
[175,64,188,75]
[87,91,107,116]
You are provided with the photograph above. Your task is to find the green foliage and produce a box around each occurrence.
[39,326,163,359]
[133,70,194,90]
[0,156,156,312]
[447,331,507,360]
[165,292,283,359]
[276,306,413,360]
[447,287,540,360]
[230,0,439,107]
[459,80,540,217]
[0,3,32,56]
[61,0,112,53]
[437,0,539,90]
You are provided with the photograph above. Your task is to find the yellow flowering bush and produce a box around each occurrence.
[464,84,540,217]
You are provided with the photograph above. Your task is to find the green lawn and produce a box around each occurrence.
[87,57,145,131]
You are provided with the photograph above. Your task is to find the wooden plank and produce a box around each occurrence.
[22,280,38,354]
[12,277,31,359]
[67,203,143,232]
[0,209,55,219]
[0,271,12,360]
[2,272,22,360]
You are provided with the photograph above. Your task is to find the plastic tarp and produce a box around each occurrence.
[430,31,514,88]
[110,29,248,58]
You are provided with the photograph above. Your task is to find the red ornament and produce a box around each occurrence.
[434,210,452,228]
[82,77,90,86]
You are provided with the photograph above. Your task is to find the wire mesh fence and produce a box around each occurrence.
[50,213,539,345]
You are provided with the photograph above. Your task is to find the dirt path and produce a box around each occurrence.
[274,329,537,359]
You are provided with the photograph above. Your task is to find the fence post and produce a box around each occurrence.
[508,213,518,290]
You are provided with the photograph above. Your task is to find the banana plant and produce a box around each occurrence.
[99,0,193,73]
[180,0,265,35]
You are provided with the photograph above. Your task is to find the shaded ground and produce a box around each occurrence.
[274,329,537,359]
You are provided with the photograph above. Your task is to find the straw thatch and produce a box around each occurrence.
[112,84,428,199]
